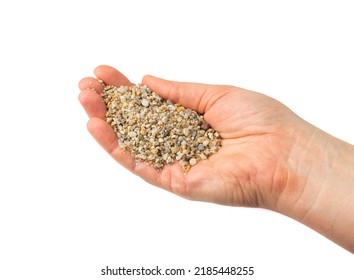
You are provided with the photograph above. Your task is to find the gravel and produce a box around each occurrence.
[101,84,222,173]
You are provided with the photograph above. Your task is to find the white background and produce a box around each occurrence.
[0,0,353,279]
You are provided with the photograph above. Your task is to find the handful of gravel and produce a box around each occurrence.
[101,84,222,173]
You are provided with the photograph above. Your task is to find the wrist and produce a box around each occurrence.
[276,126,354,252]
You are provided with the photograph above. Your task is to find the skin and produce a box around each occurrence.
[78,65,354,253]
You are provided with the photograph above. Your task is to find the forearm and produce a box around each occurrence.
[279,127,354,253]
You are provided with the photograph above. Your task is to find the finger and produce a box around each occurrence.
[94,65,132,87]
[142,75,232,114]
[78,88,106,119]
[78,77,104,92]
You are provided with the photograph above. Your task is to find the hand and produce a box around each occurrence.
[79,66,354,252]
[79,66,311,209]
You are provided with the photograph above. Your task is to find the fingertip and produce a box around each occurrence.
[78,88,96,105]
[78,77,104,92]
[94,65,114,75]
[142,74,156,84]
[78,78,86,89]
[94,65,131,86]
[79,88,106,119]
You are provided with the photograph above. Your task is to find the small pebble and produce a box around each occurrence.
[128,131,137,138]
[201,122,210,130]
[199,153,207,160]
[197,144,205,151]
[141,99,150,107]
[189,158,197,166]
[203,140,210,146]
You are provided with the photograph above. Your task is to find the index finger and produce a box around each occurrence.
[142,75,233,114]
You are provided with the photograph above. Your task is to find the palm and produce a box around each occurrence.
[79,66,300,208]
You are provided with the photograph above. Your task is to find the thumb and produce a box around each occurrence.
[142,75,230,114]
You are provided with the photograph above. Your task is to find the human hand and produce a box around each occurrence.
[79,66,312,210]
[79,65,354,252]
